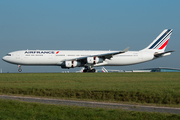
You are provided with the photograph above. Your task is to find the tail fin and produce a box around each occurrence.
[142,29,173,52]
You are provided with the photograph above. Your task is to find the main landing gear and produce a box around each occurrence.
[18,65,22,72]
[83,66,96,73]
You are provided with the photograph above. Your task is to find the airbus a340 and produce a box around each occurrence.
[2,29,174,72]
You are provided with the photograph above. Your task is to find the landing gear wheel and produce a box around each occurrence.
[83,69,87,73]
[92,69,96,72]
[18,68,22,72]
[83,68,96,73]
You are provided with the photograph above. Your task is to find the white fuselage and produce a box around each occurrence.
[2,50,155,67]
[2,29,173,72]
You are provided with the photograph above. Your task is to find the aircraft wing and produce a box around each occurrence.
[97,47,130,59]
[66,47,130,61]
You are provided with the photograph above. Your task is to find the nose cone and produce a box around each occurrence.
[2,56,7,62]
[2,56,13,64]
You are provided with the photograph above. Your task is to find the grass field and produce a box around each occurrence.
[0,72,180,105]
[0,99,180,120]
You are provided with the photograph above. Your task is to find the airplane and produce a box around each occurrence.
[2,29,174,73]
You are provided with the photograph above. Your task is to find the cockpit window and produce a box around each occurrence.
[6,54,11,56]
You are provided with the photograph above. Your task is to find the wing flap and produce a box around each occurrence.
[98,47,129,59]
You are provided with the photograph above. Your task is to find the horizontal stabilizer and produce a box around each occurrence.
[154,50,175,57]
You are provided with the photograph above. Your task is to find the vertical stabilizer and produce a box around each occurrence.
[142,29,173,52]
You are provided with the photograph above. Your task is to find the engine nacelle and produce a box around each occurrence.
[87,57,104,64]
[61,60,81,68]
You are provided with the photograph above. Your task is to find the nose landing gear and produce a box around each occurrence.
[18,65,22,72]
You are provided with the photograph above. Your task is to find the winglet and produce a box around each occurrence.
[122,47,130,53]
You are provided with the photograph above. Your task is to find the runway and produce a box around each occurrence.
[0,95,180,114]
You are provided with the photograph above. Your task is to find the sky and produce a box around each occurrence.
[0,0,180,73]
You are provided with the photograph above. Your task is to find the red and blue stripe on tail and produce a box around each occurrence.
[143,29,173,52]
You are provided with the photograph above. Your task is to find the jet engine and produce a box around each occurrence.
[87,57,104,64]
[61,60,81,68]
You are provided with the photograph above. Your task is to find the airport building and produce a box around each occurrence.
[124,67,180,72]
[146,67,180,72]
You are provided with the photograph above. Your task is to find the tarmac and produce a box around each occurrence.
[0,95,180,114]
